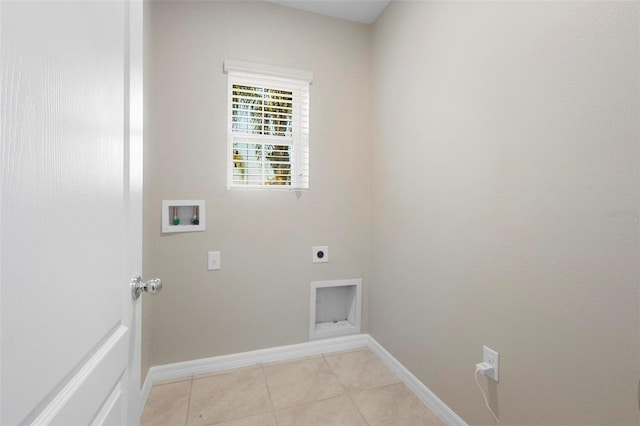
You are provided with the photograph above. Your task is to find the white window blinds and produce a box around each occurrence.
[224,60,311,189]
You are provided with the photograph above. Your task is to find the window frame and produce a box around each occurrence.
[224,60,312,190]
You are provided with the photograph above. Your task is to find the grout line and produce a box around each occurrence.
[345,388,370,426]
[192,364,262,381]
[319,354,352,407]
[183,377,194,426]
[321,351,351,391]
[260,364,278,425]
[266,356,350,412]
[260,364,277,414]
[150,375,192,387]
[262,354,322,369]
[323,348,373,426]
[273,395,358,421]
[206,410,275,426]
[322,346,368,359]
[319,353,346,390]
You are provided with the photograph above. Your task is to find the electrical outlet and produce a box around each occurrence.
[207,251,221,271]
[312,246,328,263]
[483,345,499,381]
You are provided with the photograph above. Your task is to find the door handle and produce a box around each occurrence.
[131,275,163,300]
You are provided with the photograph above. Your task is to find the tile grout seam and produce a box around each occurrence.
[323,349,372,425]
[260,363,279,425]
[183,376,194,426]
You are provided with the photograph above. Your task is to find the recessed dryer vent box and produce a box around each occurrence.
[309,278,362,340]
[162,200,206,233]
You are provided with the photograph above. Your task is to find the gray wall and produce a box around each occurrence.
[370,1,639,425]
[143,0,372,367]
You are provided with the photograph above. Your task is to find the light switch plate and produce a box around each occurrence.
[208,251,221,271]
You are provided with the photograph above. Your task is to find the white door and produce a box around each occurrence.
[1,1,144,424]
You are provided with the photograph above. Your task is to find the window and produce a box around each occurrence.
[224,60,312,189]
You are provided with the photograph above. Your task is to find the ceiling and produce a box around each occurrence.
[264,1,390,24]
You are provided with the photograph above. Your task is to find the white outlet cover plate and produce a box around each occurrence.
[483,345,499,381]
[208,251,221,271]
[312,246,328,263]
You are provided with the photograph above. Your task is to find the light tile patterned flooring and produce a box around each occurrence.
[141,348,446,426]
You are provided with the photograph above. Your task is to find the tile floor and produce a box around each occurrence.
[141,348,446,426]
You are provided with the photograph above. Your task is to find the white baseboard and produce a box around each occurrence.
[141,334,369,408]
[366,337,468,426]
[140,334,466,426]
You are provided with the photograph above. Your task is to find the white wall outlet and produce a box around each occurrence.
[207,251,221,271]
[312,246,328,263]
[483,345,499,381]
